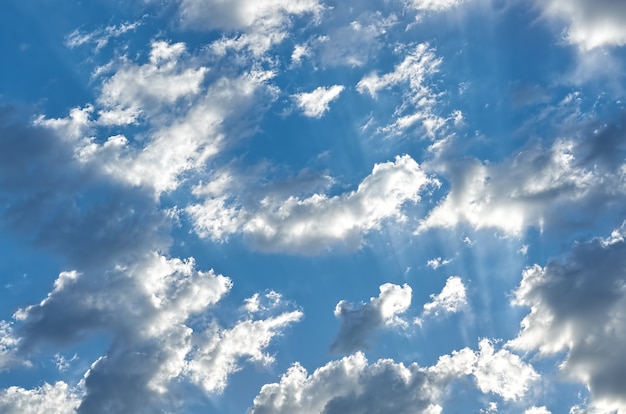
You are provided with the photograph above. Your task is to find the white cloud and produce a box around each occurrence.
[420,276,467,320]
[426,257,453,269]
[410,0,466,12]
[188,154,439,253]
[6,251,302,412]
[509,224,626,412]
[188,310,303,393]
[178,0,322,31]
[357,43,453,138]
[330,283,412,353]
[419,134,625,235]
[65,20,142,51]
[0,382,81,414]
[251,339,537,413]
[96,41,208,125]
[0,322,20,371]
[538,0,626,50]
[525,407,551,414]
[293,85,345,118]
[179,0,322,56]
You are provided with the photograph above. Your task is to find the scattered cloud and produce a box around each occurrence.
[330,283,412,353]
[65,20,142,51]
[416,276,467,325]
[426,257,453,269]
[409,0,466,12]
[293,85,345,118]
[509,224,626,412]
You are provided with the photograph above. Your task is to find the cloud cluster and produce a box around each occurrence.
[188,154,438,254]
[330,283,412,353]
[251,338,537,413]
[509,224,626,412]
[0,382,80,414]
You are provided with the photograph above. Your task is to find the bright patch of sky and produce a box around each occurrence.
[2,0,626,413]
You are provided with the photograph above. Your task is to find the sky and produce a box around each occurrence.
[1,0,626,413]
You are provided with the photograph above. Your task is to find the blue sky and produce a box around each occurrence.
[1,0,626,413]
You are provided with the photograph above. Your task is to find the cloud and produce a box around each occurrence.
[0,109,169,269]
[39,60,276,195]
[95,40,208,125]
[330,283,412,354]
[293,85,345,118]
[65,20,142,51]
[6,251,301,412]
[178,0,321,31]
[0,322,20,371]
[251,339,537,413]
[537,0,626,50]
[178,0,322,56]
[525,407,551,414]
[508,224,626,412]
[188,310,303,393]
[0,382,80,414]
[417,276,467,324]
[188,155,438,254]
[357,43,454,138]
[419,120,626,235]
[410,0,466,12]
[426,257,453,269]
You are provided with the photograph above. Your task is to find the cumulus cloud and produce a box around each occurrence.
[416,276,467,324]
[508,224,626,412]
[330,283,412,353]
[419,120,626,235]
[525,407,551,414]
[293,85,345,118]
[251,339,537,413]
[38,49,276,195]
[0,382,80,414]
[538,0,626,50]
[188,155,438,254]
[95,40,208,125]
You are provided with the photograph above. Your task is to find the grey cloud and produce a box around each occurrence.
[330,283,411,354]
[0,109,169,270]
[509,224,626,411]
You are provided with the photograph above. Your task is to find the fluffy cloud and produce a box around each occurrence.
[293,85,345,118]
[538,0,626,50]
[0,382,80,414]
[525,407,551,414]
[509,224,626,412]
[330,283,412,353]
[251,339,537,413]
[188,155,438,254]
[96,41,208,125]
[419,125,626,235]
[39,52,276,195]
[416,276,467,325]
